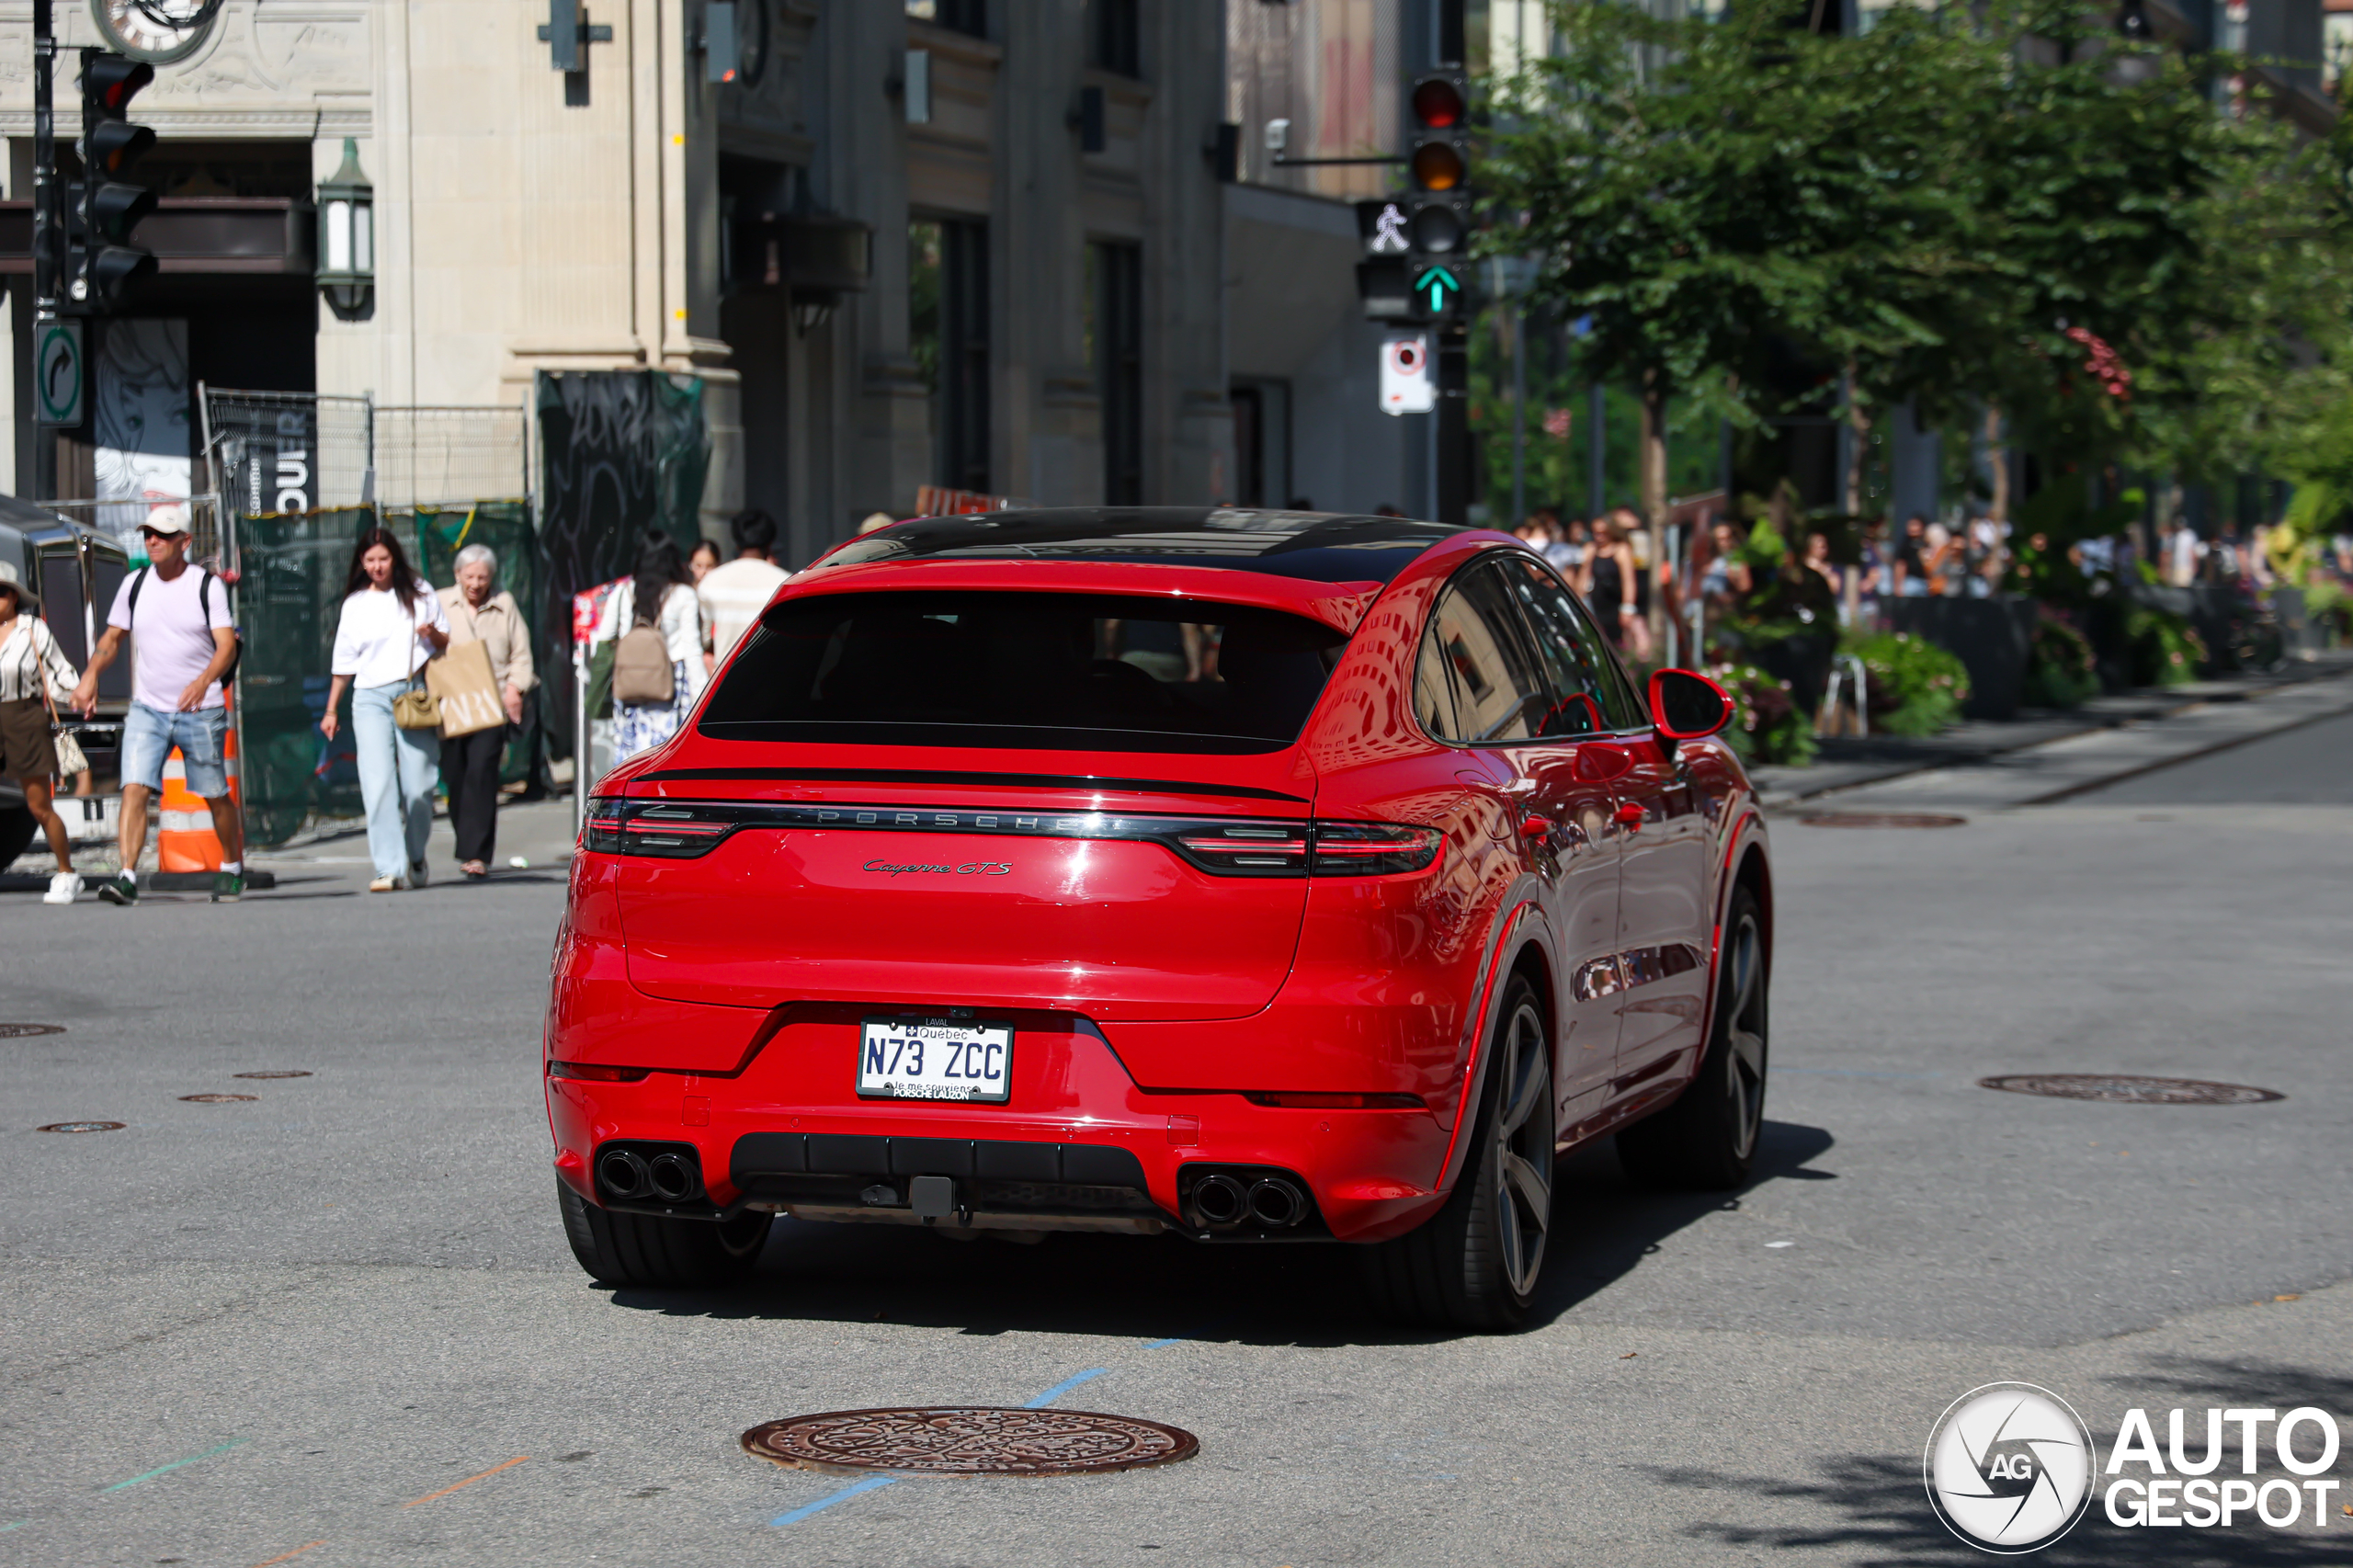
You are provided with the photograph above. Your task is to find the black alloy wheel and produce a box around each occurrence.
[557,1180,770,1288]
[1618,886,1768,1190]
[1359,975,1555,1332]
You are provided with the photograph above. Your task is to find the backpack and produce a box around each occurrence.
[610,596,676,707]
[127,564,242,691]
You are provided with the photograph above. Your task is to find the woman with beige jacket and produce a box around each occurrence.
[437,543,537,881]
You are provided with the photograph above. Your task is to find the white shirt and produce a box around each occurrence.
[0,614,77,705]
[105,562,233,711]
[332,581,451,688]
[697,556,790,663]
[595,580,708,698]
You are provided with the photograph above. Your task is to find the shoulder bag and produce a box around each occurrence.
[391,599,443,730]
[33,622,89,777]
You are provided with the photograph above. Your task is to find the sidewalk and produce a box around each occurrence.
[1747,651,2353,807]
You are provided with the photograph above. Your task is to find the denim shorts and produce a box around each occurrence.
[121,701,231,798]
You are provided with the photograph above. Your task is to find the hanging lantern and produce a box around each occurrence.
[316,137,375,317]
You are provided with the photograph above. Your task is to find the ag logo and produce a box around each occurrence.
[1925,1382,2095,1553]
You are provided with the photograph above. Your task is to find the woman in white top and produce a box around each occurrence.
[319,528,450,892]
[595,535,706,762]
[0,566,85,903]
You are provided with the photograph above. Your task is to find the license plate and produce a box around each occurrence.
[858,1017,1013,1103]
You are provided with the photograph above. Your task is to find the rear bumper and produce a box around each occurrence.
[545,1010,1450,1243]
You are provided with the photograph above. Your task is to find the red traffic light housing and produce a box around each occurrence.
[69,51,158,314]
[1412,76,1466,129]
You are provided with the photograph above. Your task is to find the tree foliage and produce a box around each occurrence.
[1483,0,2353,510]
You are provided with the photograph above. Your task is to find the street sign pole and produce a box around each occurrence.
[31,0,60,498]
[1437,328,1469,528]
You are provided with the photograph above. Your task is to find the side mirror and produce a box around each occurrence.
[1649,668,1734,741]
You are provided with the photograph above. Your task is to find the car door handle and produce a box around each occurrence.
[1614,801,1646,834]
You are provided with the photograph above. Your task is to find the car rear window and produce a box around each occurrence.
[699,590,1351,753]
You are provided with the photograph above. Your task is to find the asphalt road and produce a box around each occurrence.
[4,722,2350,1567]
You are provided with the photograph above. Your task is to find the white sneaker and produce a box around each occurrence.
[369,874,399,893]
[42,871,79,905]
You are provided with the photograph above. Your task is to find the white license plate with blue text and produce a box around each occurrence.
[858,1018,1013,1103]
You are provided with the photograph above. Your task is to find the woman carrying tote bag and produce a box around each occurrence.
[435,542,536,881]
[320,528,449,892]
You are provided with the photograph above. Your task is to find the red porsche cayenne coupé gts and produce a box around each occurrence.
[547,508,1771,1329]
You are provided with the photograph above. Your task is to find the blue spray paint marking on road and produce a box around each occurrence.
[1024,1369,1108,1408]
[0,1520,27,1532]
[1142,1336,1186,1350]
[102,1440,247,1493]
[768,1473,899,1528]
[1144,1312,1236,1350]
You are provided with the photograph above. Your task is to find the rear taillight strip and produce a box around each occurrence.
[579,797,1440,877]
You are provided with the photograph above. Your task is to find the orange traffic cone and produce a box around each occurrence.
[155,693,240,873]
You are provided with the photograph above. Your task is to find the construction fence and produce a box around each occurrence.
[199,373,708,846]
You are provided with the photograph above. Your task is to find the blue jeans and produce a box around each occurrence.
[121,701,230,796]
[352,682,440,880]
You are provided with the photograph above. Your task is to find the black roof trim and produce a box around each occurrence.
[809,507,1464,585]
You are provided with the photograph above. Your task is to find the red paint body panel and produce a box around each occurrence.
[545,519,1770,1245]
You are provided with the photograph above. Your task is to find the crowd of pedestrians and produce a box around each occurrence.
[596,507,790,766]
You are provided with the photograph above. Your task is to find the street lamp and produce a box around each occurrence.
[2108,0,2164,85]
[316,137,374,319]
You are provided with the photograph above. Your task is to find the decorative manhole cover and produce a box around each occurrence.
[1979,1074,2284,1106]
[0,1023,65,1038]
[742,1407,1199,1477]
[233,1071,312,1079]
[39,1120,124,1133]
[179,1094,259,1104]
[1800,813,1967,829]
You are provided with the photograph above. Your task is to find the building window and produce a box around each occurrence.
[1230,380,1290,508]
[907,0,986,37]
[912,218,991,494]
[1087,241,1142,506]
[1086,0,1141,75]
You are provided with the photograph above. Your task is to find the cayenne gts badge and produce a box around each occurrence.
[862,859,1014,877]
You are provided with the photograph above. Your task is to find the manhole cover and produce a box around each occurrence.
[39,1120,124,1133]
[1799,813,1967,829]
[742,1407,1199,1476]
[0,1023,65,1038]
[1979,1074,2284,1106]
[179,1094,259,1104]
[233,1071,312,1079]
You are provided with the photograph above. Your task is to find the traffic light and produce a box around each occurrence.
[1404,67,1471,320]
[68,51,157,314]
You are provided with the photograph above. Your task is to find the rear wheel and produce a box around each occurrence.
[1618,887,1768,1191]
[557,1179,770,1288]
[1358,976,1554,1333]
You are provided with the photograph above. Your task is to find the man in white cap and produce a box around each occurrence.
[71,510,244,903]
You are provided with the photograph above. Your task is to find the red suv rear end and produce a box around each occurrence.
[547,508,1771,1329]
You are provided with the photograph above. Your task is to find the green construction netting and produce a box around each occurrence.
[235,502,539,847]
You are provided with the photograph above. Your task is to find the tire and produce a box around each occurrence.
[557,1179,770,1288]
[1358,975,1555,1333]
[1618,887,1768,1191]
[0,805,38,868]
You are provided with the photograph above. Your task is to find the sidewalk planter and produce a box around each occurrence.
[1883,597,2033,720]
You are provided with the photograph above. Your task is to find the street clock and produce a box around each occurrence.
[91,0,222,65]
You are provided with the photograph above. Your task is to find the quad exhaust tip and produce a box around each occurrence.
[597,1149,652,1199]
[597,1144,706,1204]
[1188,1170,1307,1231]
[1191,1173,1249,1226]
[1246,1177,1304,1229]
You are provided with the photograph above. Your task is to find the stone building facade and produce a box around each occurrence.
[0,0,1249,565]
